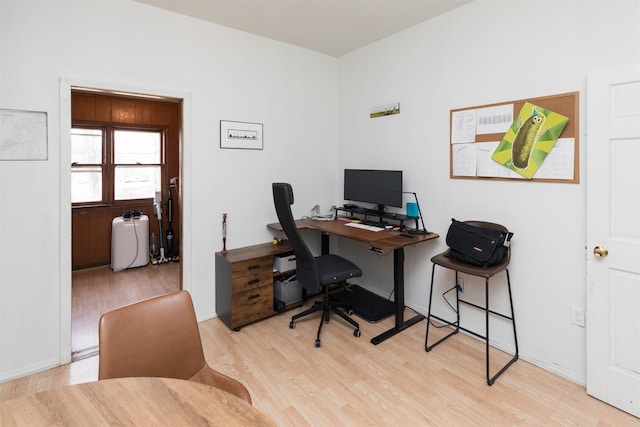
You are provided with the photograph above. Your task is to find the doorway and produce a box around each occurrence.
[70,89,184,360]
[71,263,180,359]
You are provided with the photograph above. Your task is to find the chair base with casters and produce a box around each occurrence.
[289,281,361,348]
[425,221,518,386]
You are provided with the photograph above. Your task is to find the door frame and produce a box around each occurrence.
[58,77,193,363]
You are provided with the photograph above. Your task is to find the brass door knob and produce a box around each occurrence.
[593,246,608,258]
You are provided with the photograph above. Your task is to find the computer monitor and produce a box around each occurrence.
[343,169,403,211]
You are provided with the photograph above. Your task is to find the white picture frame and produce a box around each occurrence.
[220,120,263,150]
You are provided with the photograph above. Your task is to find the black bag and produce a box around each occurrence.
[445,219,513,267]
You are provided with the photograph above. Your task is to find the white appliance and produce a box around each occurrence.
[111,215,149,271]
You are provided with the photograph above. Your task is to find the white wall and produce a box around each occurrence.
[337,0,640,384]
[0,0,339,381]
[1,0,638,387]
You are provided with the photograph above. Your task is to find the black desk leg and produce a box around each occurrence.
[370,248,425,345]
[321,232,330,255]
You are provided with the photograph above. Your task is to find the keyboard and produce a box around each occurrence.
[344,222,384,232]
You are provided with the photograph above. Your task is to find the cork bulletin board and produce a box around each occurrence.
[450,92,579,183]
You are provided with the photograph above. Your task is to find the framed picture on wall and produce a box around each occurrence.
[220,120,263,150]
[0,108,48,160]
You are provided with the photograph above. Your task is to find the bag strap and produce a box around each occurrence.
[504,231,513,246]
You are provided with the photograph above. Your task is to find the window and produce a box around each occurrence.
[71,126,164,205]
[113,130,162,200]
[71,128,103,204]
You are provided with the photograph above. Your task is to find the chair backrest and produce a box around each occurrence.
[98,290,207,381]
[272,182,320,293]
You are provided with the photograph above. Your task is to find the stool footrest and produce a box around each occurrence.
[459,298,515,323]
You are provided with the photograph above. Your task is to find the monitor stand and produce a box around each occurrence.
[374,204,386,213]
[408,228,428,234]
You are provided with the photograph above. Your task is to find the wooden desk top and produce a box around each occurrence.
[267,219,438,250]
[0,377,276,426]
[216,240,293,262]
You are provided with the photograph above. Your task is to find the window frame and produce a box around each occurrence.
[70,125,107,206]
[71,122,167,208]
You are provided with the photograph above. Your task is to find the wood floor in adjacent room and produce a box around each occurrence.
[2,293,637,426]
[71,262,181,359]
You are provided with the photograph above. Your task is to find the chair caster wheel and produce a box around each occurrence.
[354,329,361,338]
[315,339,322,348]
[289,321,296,329]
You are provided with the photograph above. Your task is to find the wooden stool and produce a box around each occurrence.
[425,221,518,385]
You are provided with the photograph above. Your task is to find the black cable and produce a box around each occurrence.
[441,285,458,313]
[114,214,142,273]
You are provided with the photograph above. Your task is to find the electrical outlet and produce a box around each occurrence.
[457,277,464,293]
[570,305,585,327]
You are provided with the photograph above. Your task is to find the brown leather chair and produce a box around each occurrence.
[425,221,518,386]
[98,290,252,404]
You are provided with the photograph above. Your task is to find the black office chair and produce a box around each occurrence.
[272,182,362,347]
[425,220,518,385]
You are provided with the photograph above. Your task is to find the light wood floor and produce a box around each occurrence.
[2,289,638,426]
[71,262,181,358]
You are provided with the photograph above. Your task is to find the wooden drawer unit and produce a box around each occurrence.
[215,241,294,330]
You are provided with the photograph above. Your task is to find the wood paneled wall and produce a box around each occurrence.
[71,92,181,270]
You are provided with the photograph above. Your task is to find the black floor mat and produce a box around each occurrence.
[331,285,395,322]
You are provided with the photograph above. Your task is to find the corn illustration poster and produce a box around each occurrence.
[491,102,568,179]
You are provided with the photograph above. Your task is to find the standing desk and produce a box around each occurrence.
[267,219,438,344]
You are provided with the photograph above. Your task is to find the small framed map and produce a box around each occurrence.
[0,109,48,160]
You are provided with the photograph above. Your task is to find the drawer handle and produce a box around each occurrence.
[247,279,260,285]
[247,294,260,300]
[247,264,260,270]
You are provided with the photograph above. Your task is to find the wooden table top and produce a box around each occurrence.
[0,377,276,426]
[267,218,438,250]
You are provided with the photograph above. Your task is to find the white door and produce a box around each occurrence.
[586,62,640,417]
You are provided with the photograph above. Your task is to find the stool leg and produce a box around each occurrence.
[425,263,437,351]
[425,264,460,351]
[485,277,491,385]
[486,269,519,386]
[506,269,519,357]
